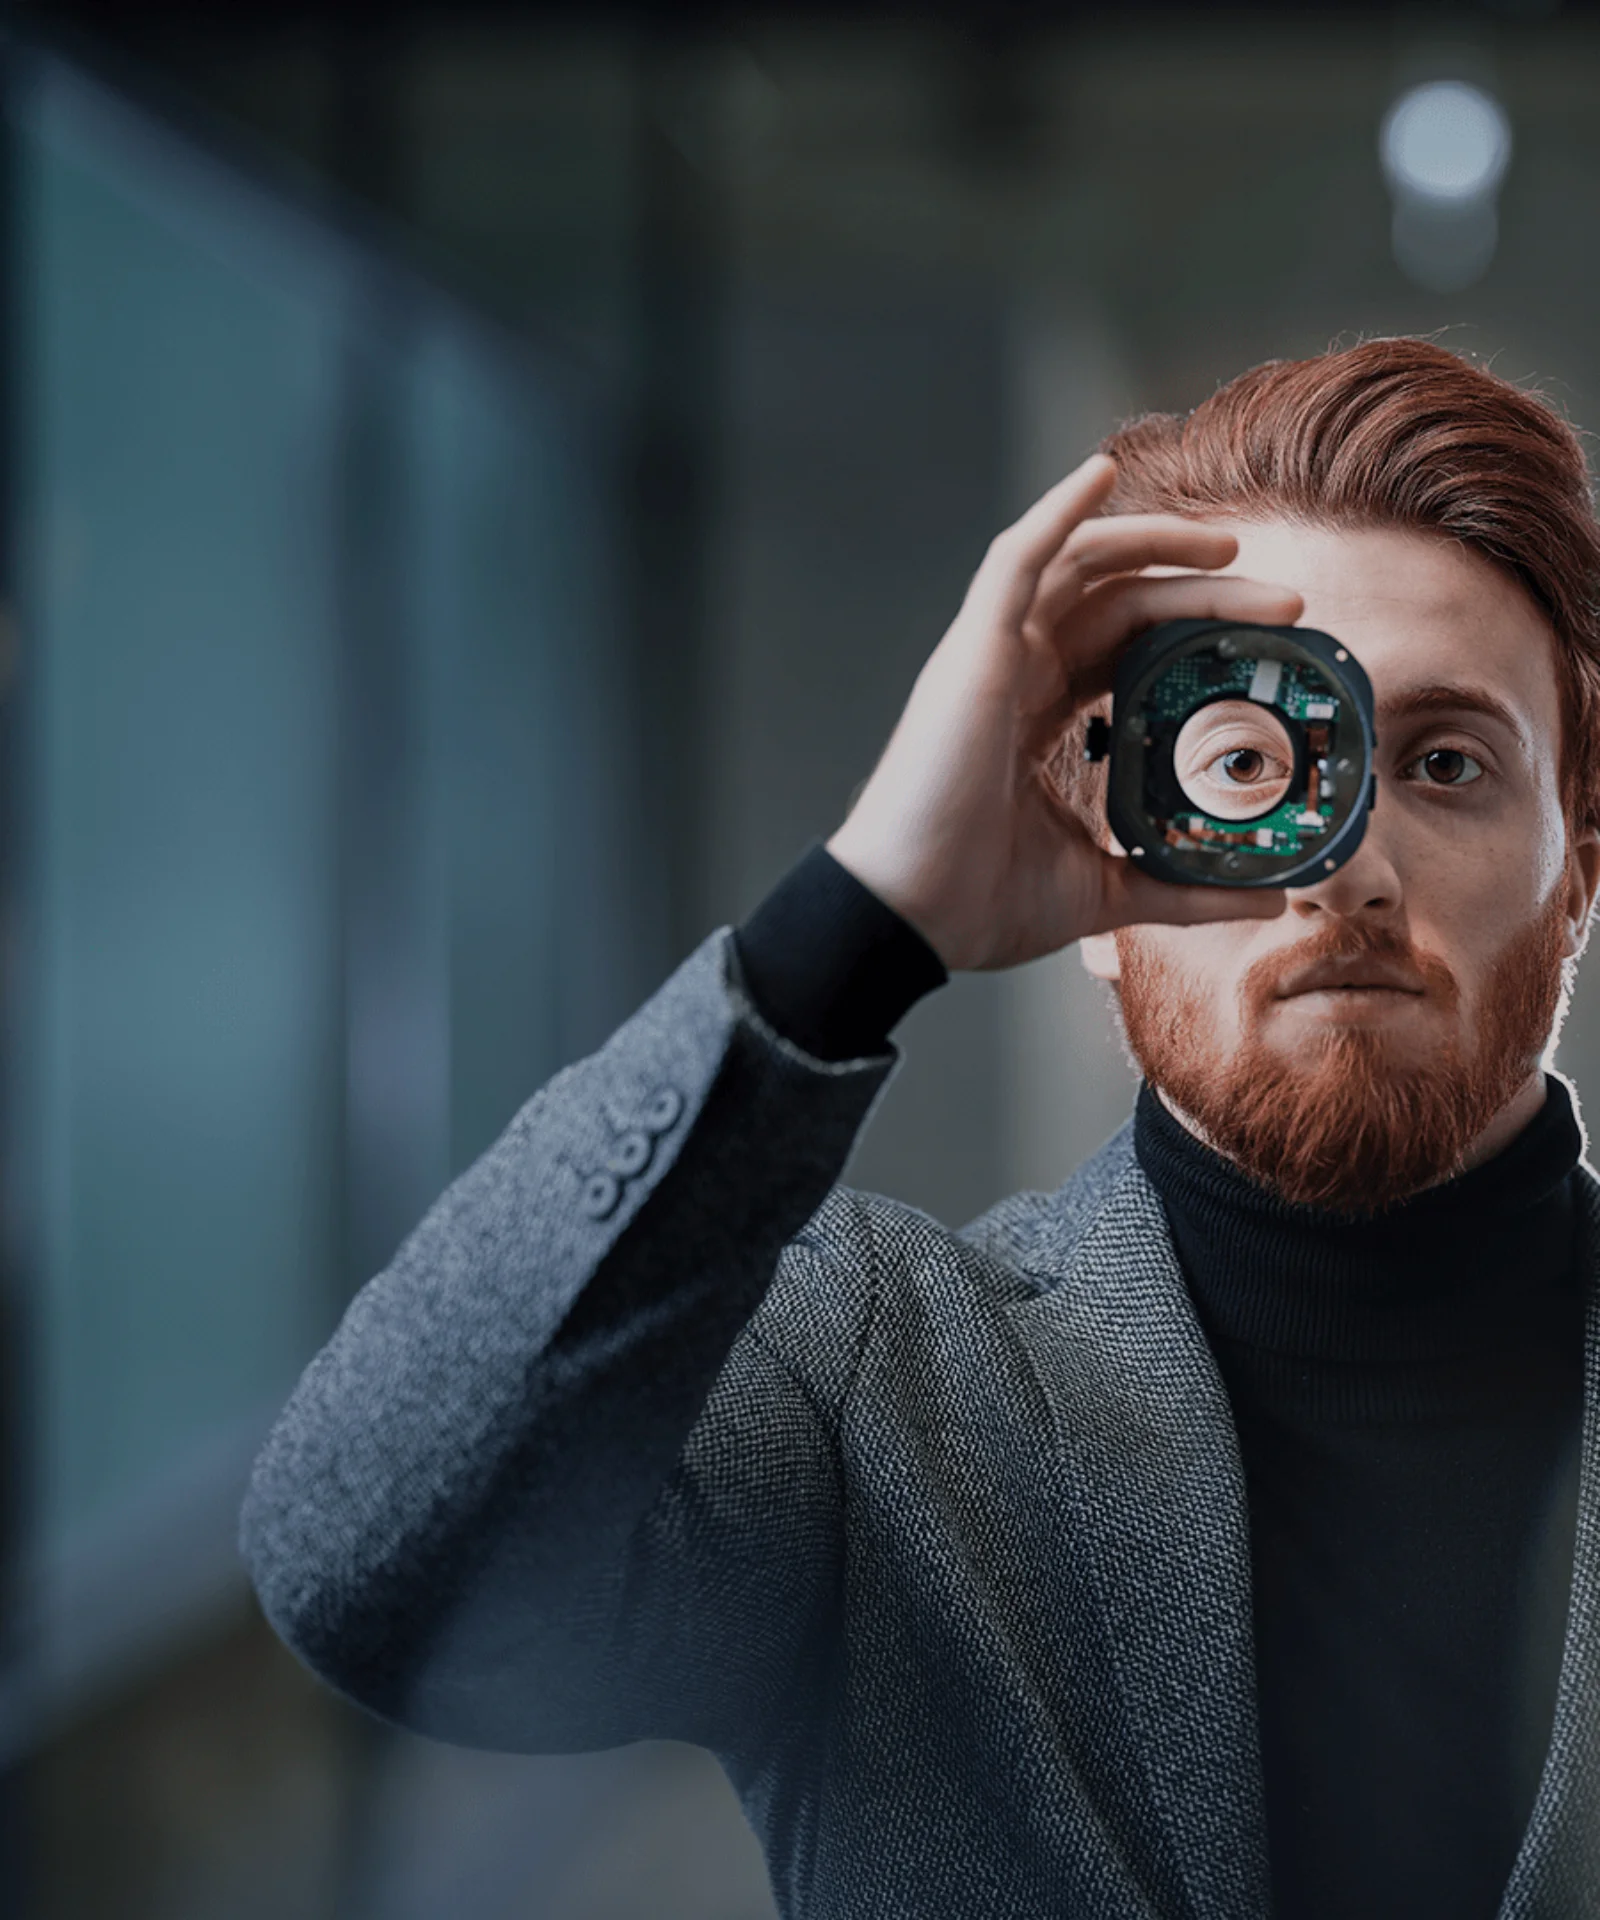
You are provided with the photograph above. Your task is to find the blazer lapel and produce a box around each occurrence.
[1498,1166,1600,1916]
[1008,1151,1271,1920]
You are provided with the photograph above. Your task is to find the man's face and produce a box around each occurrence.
[1082,519,1600,1211]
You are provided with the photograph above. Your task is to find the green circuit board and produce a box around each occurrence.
[1144,652,1341,857]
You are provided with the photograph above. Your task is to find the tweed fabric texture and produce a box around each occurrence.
[241,929,1600,1919]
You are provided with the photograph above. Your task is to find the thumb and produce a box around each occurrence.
[1097,853,1289,933]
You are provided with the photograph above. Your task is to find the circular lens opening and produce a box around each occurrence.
[1173,699,1296,822]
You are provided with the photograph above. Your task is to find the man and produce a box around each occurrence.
[241,338,1600,1918]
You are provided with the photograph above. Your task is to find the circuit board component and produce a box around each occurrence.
[1102,617,1376,890]
[1142,653,1340,859]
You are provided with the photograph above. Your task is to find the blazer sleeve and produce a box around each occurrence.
[238,927,894,1756]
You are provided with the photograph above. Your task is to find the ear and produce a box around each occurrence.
[1079,931,1121,982]
[1564,826,1600,960]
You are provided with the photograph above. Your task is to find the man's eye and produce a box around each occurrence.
[1410,747,1484,786]
[1214,747,1281,784]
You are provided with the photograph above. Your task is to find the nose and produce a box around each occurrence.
[1288,817,1403,921]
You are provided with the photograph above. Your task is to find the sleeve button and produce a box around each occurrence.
[581,1171,622,1220]
[641,1087,683,1132]
[605,1129,652,1178]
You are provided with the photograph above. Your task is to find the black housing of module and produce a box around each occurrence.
[1098,617,1378,890]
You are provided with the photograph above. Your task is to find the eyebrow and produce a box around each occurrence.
[1375,683,1530,748]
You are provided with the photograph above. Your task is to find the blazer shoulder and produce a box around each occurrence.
[748,1124,1147,1413]
[957,1118,1139,1280]
[1573,1155,1600,1240]
[752,1178,1016,1414]
[747,1183,917,1420]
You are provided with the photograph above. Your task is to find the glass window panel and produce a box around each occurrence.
[17,67,346,1675]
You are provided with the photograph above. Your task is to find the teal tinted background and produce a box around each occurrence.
[8,63,627,1708]
[21,78,346,1569]
[407,331,628,1180]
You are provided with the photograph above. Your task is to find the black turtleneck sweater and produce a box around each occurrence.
[1135,1080,1586,1918]
[735,842,1591,1917]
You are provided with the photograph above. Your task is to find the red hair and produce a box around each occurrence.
[1072,338,1600,833]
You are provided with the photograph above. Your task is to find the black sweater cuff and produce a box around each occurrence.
[732,842,949,1062]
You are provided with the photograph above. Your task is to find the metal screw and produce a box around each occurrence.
[1335,648,1348,661]
[1324,858,1336,870]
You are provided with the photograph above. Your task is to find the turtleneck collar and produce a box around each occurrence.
[1134,1074,1587,1422]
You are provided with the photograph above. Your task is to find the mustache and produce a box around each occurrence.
[1237,920,1459,1021]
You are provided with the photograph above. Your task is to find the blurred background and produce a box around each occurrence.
[0,0,1597,1914]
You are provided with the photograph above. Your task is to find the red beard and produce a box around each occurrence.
[1114,894,1570,1214]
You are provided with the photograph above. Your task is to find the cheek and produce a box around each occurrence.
[1395,809,1562,1008]
[1531,791,1573,902]
[1406,794,1562,925]
[1117,921,1258,1036]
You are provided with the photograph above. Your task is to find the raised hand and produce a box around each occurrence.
[825,454,1305,971]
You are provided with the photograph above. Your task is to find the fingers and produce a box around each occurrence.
[1092,568,1305,641]
[1004,455,1120,571]
[1050,514,1240,589]
[965,455,1120,627]
[1095,853,1289,934]
[1028,515,1242,641]
[1036,569,1307,701]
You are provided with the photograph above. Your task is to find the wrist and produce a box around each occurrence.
[824,828,952,967]
[736,841,948,1058]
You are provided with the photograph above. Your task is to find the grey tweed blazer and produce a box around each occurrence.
[240,929,1600,1919]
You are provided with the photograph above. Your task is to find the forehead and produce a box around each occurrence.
[1210,518,1563,747]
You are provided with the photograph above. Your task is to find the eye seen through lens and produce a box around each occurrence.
[1173,698,1296,822]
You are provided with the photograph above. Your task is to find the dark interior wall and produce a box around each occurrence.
[27,0,1600,1216]
[710,271,1008,1217]
[29,10,1029,1221]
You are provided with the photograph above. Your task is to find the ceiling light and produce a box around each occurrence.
[1379,80,1512,205]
